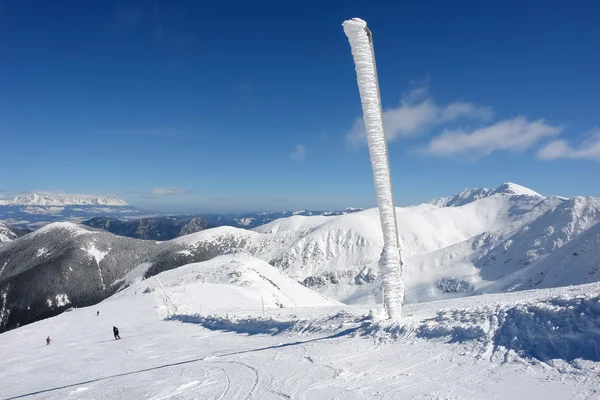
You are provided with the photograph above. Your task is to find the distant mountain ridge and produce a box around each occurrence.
[81,209,366,240]
[82,216,212,240]
[0,193,128,206]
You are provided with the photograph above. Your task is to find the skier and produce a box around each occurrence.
[46,336,51,345]
[113,326,121,340]
[97,310,99,316]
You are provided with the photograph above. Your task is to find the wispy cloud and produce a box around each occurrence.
[236,82,253,94]
[538,128,600,161]
[423,117,562,159]
[107,4,193,47]
[289,145,307,161]
[150,187,191,196]
[346,86,493,146]
[113,5,145,28]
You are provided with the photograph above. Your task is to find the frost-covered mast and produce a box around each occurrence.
[343,18,404,319]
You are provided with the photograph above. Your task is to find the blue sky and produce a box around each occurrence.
[1,1,599,213]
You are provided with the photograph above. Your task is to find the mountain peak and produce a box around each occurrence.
[492,182,542,197]
[429,182,543,208]
[0,193,129,206]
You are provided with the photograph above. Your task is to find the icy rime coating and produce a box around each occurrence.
[343,18,404,319]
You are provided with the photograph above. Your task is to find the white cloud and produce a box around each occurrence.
[346,87,493,145]
[289,145,307,161]
[424,117,562,158]
[537,128,600,161]
[150,187,190,196]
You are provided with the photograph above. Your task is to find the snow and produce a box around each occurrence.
[117,262,154,288]
[118,254,340,315]
[36,247,49,257]
[493,182,543,197]
[80,243,109,290]
[55,294,70,307]
[430,182,543,208]
[83,243,109,266]
[171,225,258,247]
[344,17,404,319]
[0,260,8,276]
[253,214,331,234]
[1,270,598,399]
[30,222,94,238]
[234,217,255,227]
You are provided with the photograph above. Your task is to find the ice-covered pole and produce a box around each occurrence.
[343,18,404,319]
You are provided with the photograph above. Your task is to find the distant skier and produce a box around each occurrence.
[46,336,51,345]
[113,326,121,340]
[97,310,99,316]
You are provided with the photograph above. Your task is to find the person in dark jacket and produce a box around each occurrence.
[46,336,51,345]
[113,326,121,340]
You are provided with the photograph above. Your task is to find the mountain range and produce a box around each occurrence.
[1,182,599,333]
[80,208,367,241]
[0,192,365,232]
[0,194,148,230]
[0,193,129,206]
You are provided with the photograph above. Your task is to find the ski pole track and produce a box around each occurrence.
[213,365,231,400]
[208,360,260,400]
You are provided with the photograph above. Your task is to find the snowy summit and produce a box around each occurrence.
[429,182,543,208]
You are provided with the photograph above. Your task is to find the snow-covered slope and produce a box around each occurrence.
[0,193,128,206]
[118,253,339,314]
[1,275,598,399]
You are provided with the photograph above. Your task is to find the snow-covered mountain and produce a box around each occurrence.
[0,223,156,332]
[0,193,129,206]
[429,181,542,207]
[2,181,600,333]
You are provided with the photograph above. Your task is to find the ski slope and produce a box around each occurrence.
[1,263,598,399]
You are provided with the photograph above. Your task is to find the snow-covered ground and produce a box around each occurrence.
[1,261,599,399]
